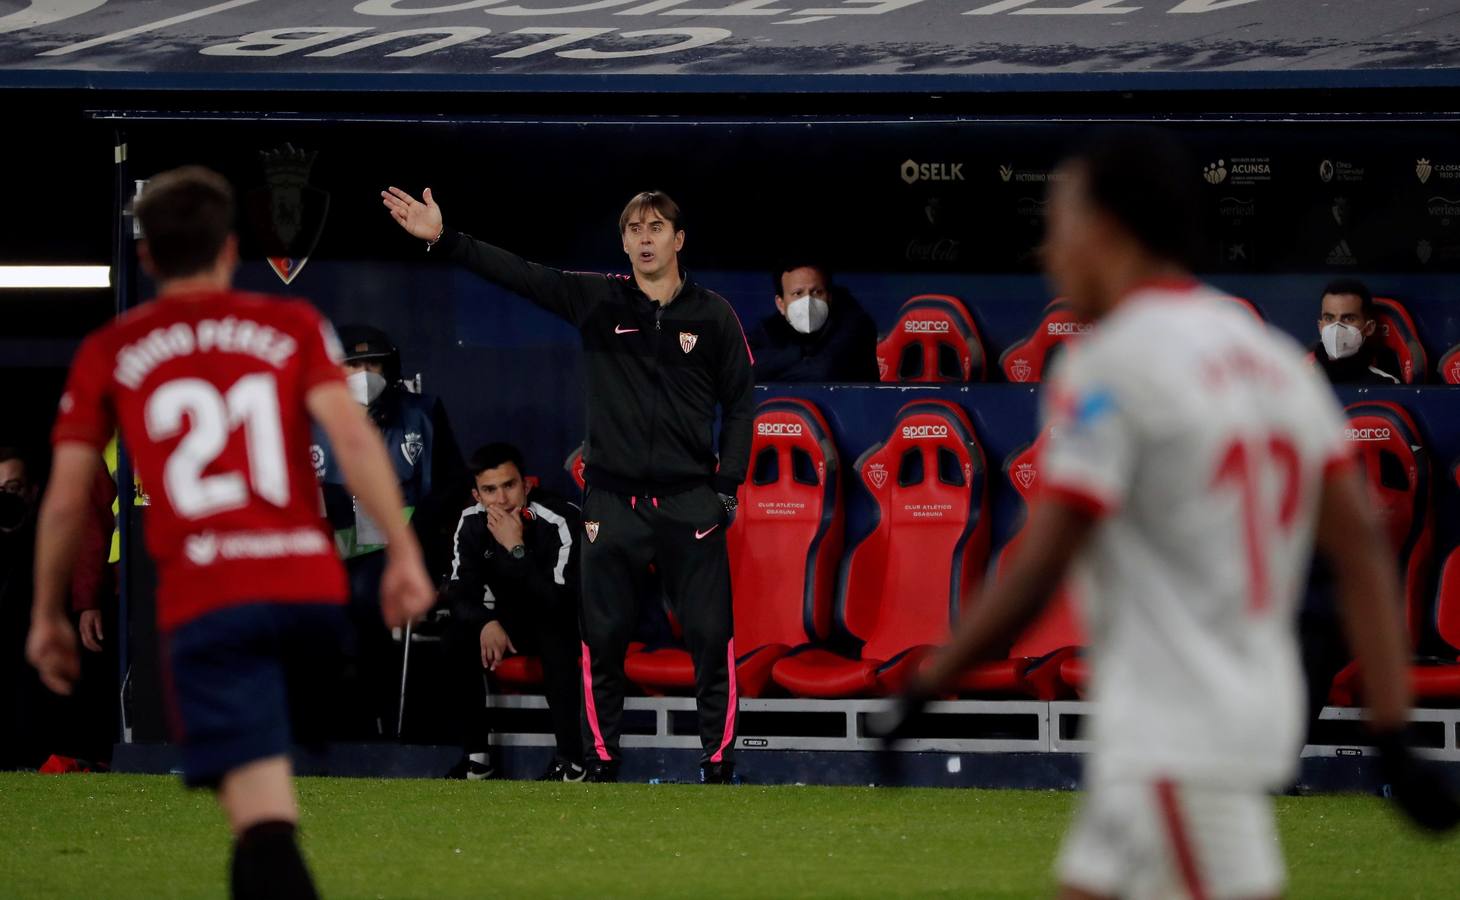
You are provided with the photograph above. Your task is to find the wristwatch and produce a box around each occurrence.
[509,544,527,560]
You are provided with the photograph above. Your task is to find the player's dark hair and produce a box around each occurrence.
[0,446,25,468]
[469,442,526,479]
[772,261,834,297]
[134,166,236,281]
[618,191,682,234]
[1063,128,1203,268]
[1321,278,1376,319]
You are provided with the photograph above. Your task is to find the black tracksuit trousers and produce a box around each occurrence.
[580,484,736,767]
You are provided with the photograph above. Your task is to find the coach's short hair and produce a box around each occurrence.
[1321,277,1376,319]
[468,442,526,480]
[135,166,236,280]
[1064,128,1203,269]
[618,191,682,235]
[772,260,833,297]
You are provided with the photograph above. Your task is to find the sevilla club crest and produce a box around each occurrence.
[247,144,329,285]
[679,331,699,354]
[585,521,601,543]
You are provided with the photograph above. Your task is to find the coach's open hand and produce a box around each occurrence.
[381,186,444,242]
[26,612,80,696]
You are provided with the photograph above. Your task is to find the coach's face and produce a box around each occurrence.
[473,462,528,515]
[622,207,684,278]
[1041,164,1105,321]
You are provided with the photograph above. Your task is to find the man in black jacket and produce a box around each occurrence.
[445,443,583,782]
[382,186,753,783]
[1311,278,1401,385]
[749,262,879,383]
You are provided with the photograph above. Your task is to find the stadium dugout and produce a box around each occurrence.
[6,0,1460,789]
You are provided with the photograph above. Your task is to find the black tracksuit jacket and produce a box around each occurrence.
[439,230,755,497]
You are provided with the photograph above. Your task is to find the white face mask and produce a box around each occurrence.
[785,295,830,335]
[1321,322,1365,361]
[347,370,388,406]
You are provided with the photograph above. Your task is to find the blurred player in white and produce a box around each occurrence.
[876,129,1456,899]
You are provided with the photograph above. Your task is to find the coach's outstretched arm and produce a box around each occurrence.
[308,381,435,629]
[1317,465,1460,831]
[381,186,600,327]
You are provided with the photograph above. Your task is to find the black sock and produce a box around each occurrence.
[231,820,319,900]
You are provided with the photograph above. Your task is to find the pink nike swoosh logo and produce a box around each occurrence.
[615,325,639,335]
[694,525,720,540]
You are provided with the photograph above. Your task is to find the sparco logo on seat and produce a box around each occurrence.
[1047,321,1092,336]
[904,320,951,333]
[757,422,804,436]
[1345,427,1392,441]
[901,424,950,439]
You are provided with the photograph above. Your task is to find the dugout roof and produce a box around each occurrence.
[2,0,1459,95]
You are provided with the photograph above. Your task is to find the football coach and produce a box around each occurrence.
[382,185,753,784]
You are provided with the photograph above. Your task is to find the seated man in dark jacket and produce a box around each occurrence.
[444,443,583,782]
[1311,278,1401,385]
[749,262,879,383]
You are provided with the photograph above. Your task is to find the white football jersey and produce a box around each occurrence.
[1041,281,1350,790]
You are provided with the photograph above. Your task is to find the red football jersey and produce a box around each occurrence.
[53,290,349,629]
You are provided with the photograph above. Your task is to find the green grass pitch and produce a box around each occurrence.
[2,773,1456,898]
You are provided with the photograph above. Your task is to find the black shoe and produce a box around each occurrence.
[446,753,496,781]
[699,762,737,785]
[537,759,587,782]
[584,760,620,783]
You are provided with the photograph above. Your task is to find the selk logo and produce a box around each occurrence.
[679,331,698,354]
[866,463,889,490]
[247,143,329,285]
[901,159,964,185]
[757,422,803,436]
[904,319,951,334]
[1014,462,1037,491]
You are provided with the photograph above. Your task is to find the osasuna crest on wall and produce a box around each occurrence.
[585,521,601,543]
[246,143,330,285]
[679,331,699,354]
[866,462,888,490]
[400,432,424,466]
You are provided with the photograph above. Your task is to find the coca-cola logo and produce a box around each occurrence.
[1345,427,1392,442]
[757,422,804,436]
[901,424,949,439]
[904,319,951,334]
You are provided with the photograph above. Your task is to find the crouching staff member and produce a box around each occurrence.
[445,443,584,782]
[313,325,465,738]
[382,186,753,784]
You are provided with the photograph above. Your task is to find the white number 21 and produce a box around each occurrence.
[144,373,290,519]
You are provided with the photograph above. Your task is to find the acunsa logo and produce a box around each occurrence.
[1345,427,1392,442]
[1046,321,1092,336]
[901,424,950,439]
[904,319,951,334]
[757,422,804,437]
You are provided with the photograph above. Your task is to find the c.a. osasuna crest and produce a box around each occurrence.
[866,462,888,490]
[585,521,601,543]
[1010,358,1032,383]
[246,143,330,285]
[679,331,699,354]
[1014,462,1037,490]
[400,432,424,467]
